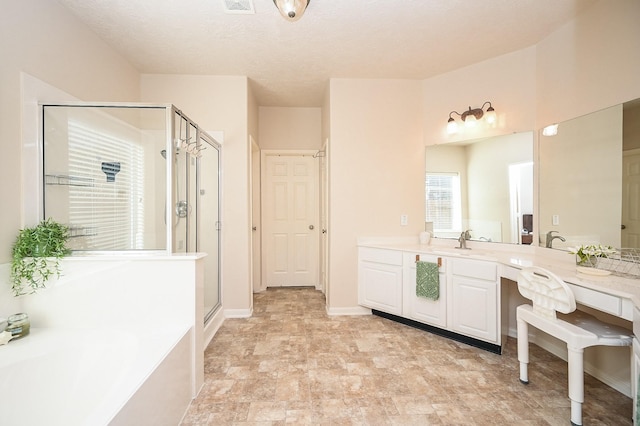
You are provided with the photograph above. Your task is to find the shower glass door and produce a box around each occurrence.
[198,132,221,321]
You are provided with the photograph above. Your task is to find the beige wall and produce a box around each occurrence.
[140,74,253,313]
[258,107,322,150]
[422,47,538,147]
[328,79,424,310]
[0,0,140,263]
[536,0,640,127]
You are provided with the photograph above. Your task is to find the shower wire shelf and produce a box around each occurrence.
[45,174,94,187]
[579,248,640,278]
[68,225,98,238]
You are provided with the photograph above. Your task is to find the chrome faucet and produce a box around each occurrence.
[457,229,472,249]
[545,231,566,248]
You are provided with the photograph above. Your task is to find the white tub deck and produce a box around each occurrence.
[0,326,191,426]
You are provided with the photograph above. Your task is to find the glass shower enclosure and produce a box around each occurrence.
[41,103,221,322]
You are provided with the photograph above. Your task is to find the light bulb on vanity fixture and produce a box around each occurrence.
[447,101,496,135]
[542,123,559,136]
[273,0,310,22]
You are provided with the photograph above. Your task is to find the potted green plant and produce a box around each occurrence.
[568,244,617,267]
[10,218,70,296]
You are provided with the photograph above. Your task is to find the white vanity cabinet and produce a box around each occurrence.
[358,247,404,315]
[403,253,447,328]
[358,246,503,351]
[449,258,499,344]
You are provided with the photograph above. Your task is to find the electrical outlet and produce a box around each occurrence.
[400,214,408,226]
[552,215,560,226]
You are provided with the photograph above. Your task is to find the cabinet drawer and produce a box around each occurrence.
[359,247,403,265]
[451,258,496,281]
[570,284,621,317]
[404,253,446,273]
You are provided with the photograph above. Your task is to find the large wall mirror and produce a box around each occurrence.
[426,131,534,244]
[539,98,640,250]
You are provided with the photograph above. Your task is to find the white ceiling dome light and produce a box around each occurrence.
[273,0,310,22]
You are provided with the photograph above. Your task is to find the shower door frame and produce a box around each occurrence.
[197,130,222,322]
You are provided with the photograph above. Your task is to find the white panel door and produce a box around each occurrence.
[263,154,318,287]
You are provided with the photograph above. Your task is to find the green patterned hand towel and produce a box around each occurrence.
[416,261,439,300]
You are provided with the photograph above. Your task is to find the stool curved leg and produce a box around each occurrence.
[517,316,529,384]
[567,346,584,426]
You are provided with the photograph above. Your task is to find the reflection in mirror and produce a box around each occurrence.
[539,99,640,250]
[426,132,534,244]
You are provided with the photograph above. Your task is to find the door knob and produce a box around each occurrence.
[252,226,257,231]
[309,225,314,230]
[621,224,626,230]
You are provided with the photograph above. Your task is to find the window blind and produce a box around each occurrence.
[67,121,145,250]
[425,172,461,232]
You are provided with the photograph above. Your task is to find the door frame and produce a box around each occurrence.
[319,140,329,294]
[250,136,262,293]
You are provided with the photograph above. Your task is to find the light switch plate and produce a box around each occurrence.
[400,214,408,226]
[552,215,560,226]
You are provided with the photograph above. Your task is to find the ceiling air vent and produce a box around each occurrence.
[222,0,255,14]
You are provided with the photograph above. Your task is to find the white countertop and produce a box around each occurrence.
[358,237,640,308]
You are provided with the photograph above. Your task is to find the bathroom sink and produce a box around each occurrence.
[431,249,497,262]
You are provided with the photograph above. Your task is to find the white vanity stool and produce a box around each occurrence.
[516,266,633,426]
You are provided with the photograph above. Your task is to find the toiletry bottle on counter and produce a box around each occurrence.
[419,231,431,245]
[6,313,30,340]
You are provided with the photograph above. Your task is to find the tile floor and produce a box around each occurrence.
[181,287,632,425]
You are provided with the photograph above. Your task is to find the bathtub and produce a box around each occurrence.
[0,326,192,426]
[0,255,205,425]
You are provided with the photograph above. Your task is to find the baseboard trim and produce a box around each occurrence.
[373,310,502,354]
[224,308,253,319]
[204,308,225,348]
[326,305,372,316]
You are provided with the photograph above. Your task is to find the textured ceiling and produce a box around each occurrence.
[56,0,597,107]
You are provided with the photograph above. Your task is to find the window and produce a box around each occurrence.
[425,172,462,232]
[67,120,145,250]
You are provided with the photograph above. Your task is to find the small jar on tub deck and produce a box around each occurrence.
[6,313,30,340]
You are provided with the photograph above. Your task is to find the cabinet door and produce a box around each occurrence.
[359,262,403,315]
[404,254,447,328]
[450,275,498,343]
[358,248,403,315]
